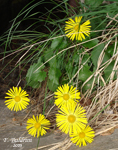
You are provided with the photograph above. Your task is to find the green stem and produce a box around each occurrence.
[89,104,110,122]
[36,126,42,150]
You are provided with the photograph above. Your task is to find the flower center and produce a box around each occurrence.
[63,94,69,101]
[79,132,85,138]
[14,96,21,102]
[74,24,79,32]
[34,123,41,129]
[68,114,76,123]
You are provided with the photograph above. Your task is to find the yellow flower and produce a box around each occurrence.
[56,102,87,135]
[54,84,80,108]
[70,125,95,147]
[5,87,30,112]
[65,16,91,41]
[26,114,50,138]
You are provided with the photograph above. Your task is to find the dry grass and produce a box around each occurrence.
[31,14,118,149]
[1,13,118,150]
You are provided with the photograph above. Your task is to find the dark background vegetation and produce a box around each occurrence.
[0,0,70,98]
[0,0,68,35]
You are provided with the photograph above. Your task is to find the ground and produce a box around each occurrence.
[0,100,118,150]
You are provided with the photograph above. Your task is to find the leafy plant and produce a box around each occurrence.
[26,57,47,88]
[1,1,118,149]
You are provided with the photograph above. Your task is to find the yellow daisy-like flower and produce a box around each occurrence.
[5,87,30,112]
[70,125,95,147]
[56,102,87,135]
[26,114,50,138]
[65,16,91,41]
[54,84,80,108]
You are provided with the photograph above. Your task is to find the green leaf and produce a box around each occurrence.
[58,39,68,50]
[83,78,94,91]
[104,61,116,82]
[72,52,79,63]
[37,71,47,82]
[44,48,54,62]
[83,39,99,48]
[85,0,104,8]
[46,38,68,68]
[102,52,110,64]
[78,65,92,82]
[27,80,41,89]
[47,80,59,92]
[49,57,57,68]
[106,44,114,57]
[48,67,62,85]
[50,37,63,50]
[91,43,104,68]
[26,58,46,87]
[66,63,78,79]
[92,47,110,72]
[27,67,46,83]
[81,53,90,67]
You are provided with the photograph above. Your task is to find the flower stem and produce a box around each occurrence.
[36,126,42,150]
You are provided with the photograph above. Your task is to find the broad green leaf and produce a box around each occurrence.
[47,80,59,92]
[83,39,99,48]
[78,65,92,82]
[58,39,68,50]
[102,52,110,64]
[104,61,116,82]
[91,43,104,68]
[48,67,62,85]
[27,80,41,89]
[92,51,110,72]
[81,53,90,67]
[83,78,94,91]
[106,44,114,57]
[46,38,68,68]
[27,67,46,82]
[49,56,63,70]
[49,57,57,68]
[65,60,78,79]
[44,48,54,62]
[50,37,63,50]
[72,52,79,63]
[36,71,47,82]
[26,58,46,87]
